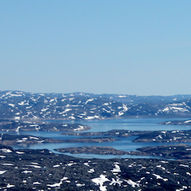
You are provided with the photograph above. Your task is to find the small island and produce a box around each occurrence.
[55,144,191,160]
[55,146,128,155]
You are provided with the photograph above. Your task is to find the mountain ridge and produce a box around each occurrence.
[1,90,191,120]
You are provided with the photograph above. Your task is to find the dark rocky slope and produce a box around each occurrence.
[0,145,191,190]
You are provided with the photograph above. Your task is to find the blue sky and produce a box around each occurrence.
[0,0,191,95]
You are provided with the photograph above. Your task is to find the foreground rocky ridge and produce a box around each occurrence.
[1,90,191,120]
[0,145,191,191]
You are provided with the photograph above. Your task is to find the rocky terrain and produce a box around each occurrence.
[133,130,191,143]
[63,129,191,143]
[55,144,191,160]
[0,144,191,191]
[1,90,191,120]
[163,119,191,126]
[0,119,90,133]
[1,90,191,190]
[55,146,128,155]
[0,133,115,148]
[137,144,191,160]
[0,133,65,147]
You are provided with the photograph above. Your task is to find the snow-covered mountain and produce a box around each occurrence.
[1,90,191,120]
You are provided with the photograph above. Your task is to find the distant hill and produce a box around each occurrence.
[1,90,191,120]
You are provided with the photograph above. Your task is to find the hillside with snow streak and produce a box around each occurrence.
[1,90,191,120]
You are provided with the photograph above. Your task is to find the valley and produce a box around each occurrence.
[1,91,191,190]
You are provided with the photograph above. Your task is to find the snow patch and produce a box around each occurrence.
[126,179,139,188]
[92,174,109,191]
[0,170,6,175]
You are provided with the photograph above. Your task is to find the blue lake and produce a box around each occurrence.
[15,117,191,159]
[83,117,191,132]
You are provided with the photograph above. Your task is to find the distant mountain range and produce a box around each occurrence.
[1,90,191,120]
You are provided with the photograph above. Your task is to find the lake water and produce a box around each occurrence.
[15,117,191,159]
[83,118,191,132]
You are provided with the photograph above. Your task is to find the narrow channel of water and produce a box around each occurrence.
[14,117,191,159]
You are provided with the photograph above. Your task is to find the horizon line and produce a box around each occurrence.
[1,89,191,97]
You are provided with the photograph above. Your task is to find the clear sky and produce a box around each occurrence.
[0,0,191,95]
